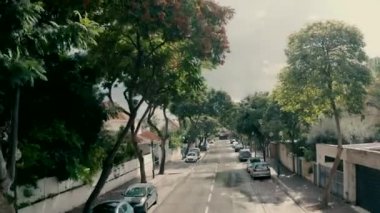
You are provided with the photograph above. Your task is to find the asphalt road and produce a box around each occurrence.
[153,140,305,213]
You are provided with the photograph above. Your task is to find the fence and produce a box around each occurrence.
[317,164,344,198]
[18,147,180,213]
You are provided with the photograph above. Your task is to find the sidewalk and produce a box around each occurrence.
[67,159,192,213]
[268,159,366,213]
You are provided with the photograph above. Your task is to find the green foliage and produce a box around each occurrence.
[276,21,372,125]
[168,131,183,149]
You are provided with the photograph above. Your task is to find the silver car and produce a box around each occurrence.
[122,183,158,213]
[92,200,134,213]
[250,162,271,179]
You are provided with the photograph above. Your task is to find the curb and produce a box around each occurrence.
[270,167,309,212]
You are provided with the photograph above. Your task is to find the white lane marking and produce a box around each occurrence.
[210,184,214,192]
[208,193,212,202]
[205,206,209,213]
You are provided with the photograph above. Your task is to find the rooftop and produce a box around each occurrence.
[343,142,380,152]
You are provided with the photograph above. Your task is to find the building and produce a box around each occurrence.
[316,143,380,213]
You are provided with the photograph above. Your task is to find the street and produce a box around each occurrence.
[153,140,305,213]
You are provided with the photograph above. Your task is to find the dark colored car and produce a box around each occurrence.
[238,149,251,162]
[92,200,134,213]
[246,157,262,172]
[122,183,158,213]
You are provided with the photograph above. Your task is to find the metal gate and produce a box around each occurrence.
[318,164,344,198]
[356,165,380,213]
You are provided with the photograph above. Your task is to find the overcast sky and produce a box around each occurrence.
[204,0,380,101]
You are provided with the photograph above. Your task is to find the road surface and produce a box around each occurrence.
[153,140,305,213]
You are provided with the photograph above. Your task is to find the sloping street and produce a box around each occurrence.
[153,141,305,213]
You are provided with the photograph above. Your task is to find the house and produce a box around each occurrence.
[316,143,380,213]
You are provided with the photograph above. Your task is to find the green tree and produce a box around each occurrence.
[0,1,98,211]
[236,93,283,161]
[277,20,372,207]
[84,0,233,211]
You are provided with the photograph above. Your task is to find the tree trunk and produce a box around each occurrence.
[130,115,148,183]
[0,149,14,213]
[0,193,14,213]
[262,144,266,162]
[137,150,146,183]
[321,101,343,208]
[83,118,133,213]
[7,88,20,185]
[159,143,166,174]
[147,106,169,175]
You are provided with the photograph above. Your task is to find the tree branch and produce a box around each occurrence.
[148,106,164,139]
[148,40,167,58]
[136,104,152,133]
[163,105,170,140]
[126,34,138,49]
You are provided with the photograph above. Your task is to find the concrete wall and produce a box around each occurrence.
[316,143,380,204]
[278,143,294,172]
[271,143,314,183]
[18,154,152,213]
[301,158,314,183]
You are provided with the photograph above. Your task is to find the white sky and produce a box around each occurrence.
[203,0,380,101]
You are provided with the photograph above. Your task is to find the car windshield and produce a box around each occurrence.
[240,151,251,157]
[125,187,146,197]
[255,163,269,170]
[249,158,261,163]
[93,203,118,213]
[188,153,196,156]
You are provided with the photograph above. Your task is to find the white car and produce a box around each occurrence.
[185,152,198,163]
[232,141,239,148]
[250,162,271,179]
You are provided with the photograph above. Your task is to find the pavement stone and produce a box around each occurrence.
[268,159,368,213]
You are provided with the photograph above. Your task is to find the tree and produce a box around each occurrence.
[83,0,233,211]
[0,1,98,211]
[235,93,284,161]
[366,57,380,110]
[277,20,372,207]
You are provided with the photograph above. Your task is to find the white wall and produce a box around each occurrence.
[18,154,153,213]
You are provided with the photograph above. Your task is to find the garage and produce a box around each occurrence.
[356,165,380,213]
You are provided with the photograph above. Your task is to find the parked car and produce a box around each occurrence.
[234,143,244,152]
[185,152,198,163]
[250,162,271,179]
[122,183,158,213]
[92,200,134,213]
[232,141,239,148]
[246,157,262,172]
[230,139,236,144]
[189,148,201,159]
[238,149,251,162]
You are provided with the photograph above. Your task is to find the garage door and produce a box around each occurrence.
[356,165,380,212]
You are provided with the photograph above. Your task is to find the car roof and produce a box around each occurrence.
[240,149,250,152]
[96,199,125,206]
[128,183,153,188]
[253,162,268,165]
